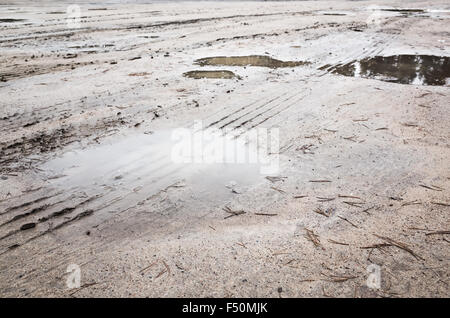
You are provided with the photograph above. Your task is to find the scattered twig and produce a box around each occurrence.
[402,122,419,127]
[431,202,450,207]
[140,260,159,274]
[373,234,424,261]
[254,213,278,216]
[328,239,349,246]
[361,206,374,215]
[337,215,358,228]
[338,194,362,200]
[236,242,247,248]
[419,184,443,191]
[305,228,322,249]
[223,206,246,219]
[271,186,286,194]
[343,201,365,208]
[425,230,450,236]
[69,282,98,297]
[322,273,358,282]
[401,200,421,207]
[316,196,335,202]
[313,208,330,217]
[343,135,357,142]
[265,176,287,183]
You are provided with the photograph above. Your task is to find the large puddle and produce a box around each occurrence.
[195,55,309,68]
[40,128,278,203]
[330,55,450,86]
[183,70,240,79]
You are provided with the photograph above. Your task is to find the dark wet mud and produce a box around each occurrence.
[381,9,425,13]
[195,55,309,68]
[0,18,26,23]
[183,70,239,79]
[331,55,450,86]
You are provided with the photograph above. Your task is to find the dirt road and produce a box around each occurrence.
[0,0,449,297]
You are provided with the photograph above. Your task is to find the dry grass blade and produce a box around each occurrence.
[254,213,277,216]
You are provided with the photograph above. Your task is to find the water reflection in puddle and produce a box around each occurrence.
[330,55,450,86]
[41,130,266,202]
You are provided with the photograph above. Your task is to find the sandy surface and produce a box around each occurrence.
[0,0,449,297]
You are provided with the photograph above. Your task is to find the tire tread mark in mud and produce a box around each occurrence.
[0,192,62,216]
[220,92,300,131]
[0,195,101,244]
[0,11,313,43]
[215,92,293,130]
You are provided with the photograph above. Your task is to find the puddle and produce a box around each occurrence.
[330,55,450,86]
[183,70,240,79]
[380,9,425,13]
[40,129,276,202]
[318,11,349,16]
[195,55,308,68]
[0,18,26,23]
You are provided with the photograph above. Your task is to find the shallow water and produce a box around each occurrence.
[331,55,450,86]
[40,130,268,202]
[195,55,308,68]
[183,70,239,79]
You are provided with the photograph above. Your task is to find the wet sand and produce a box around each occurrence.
[0,0,449,297]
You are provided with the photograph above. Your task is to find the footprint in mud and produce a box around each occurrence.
[183,70,240,79]
[194,55,309,68]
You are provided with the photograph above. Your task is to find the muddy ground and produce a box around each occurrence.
[0,0,449,297]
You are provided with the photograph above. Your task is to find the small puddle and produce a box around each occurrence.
[195,55,308,68]
[381,9,424,13]
[330,55,450,86]
[183,70,240,79]
[0,18,26,23]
